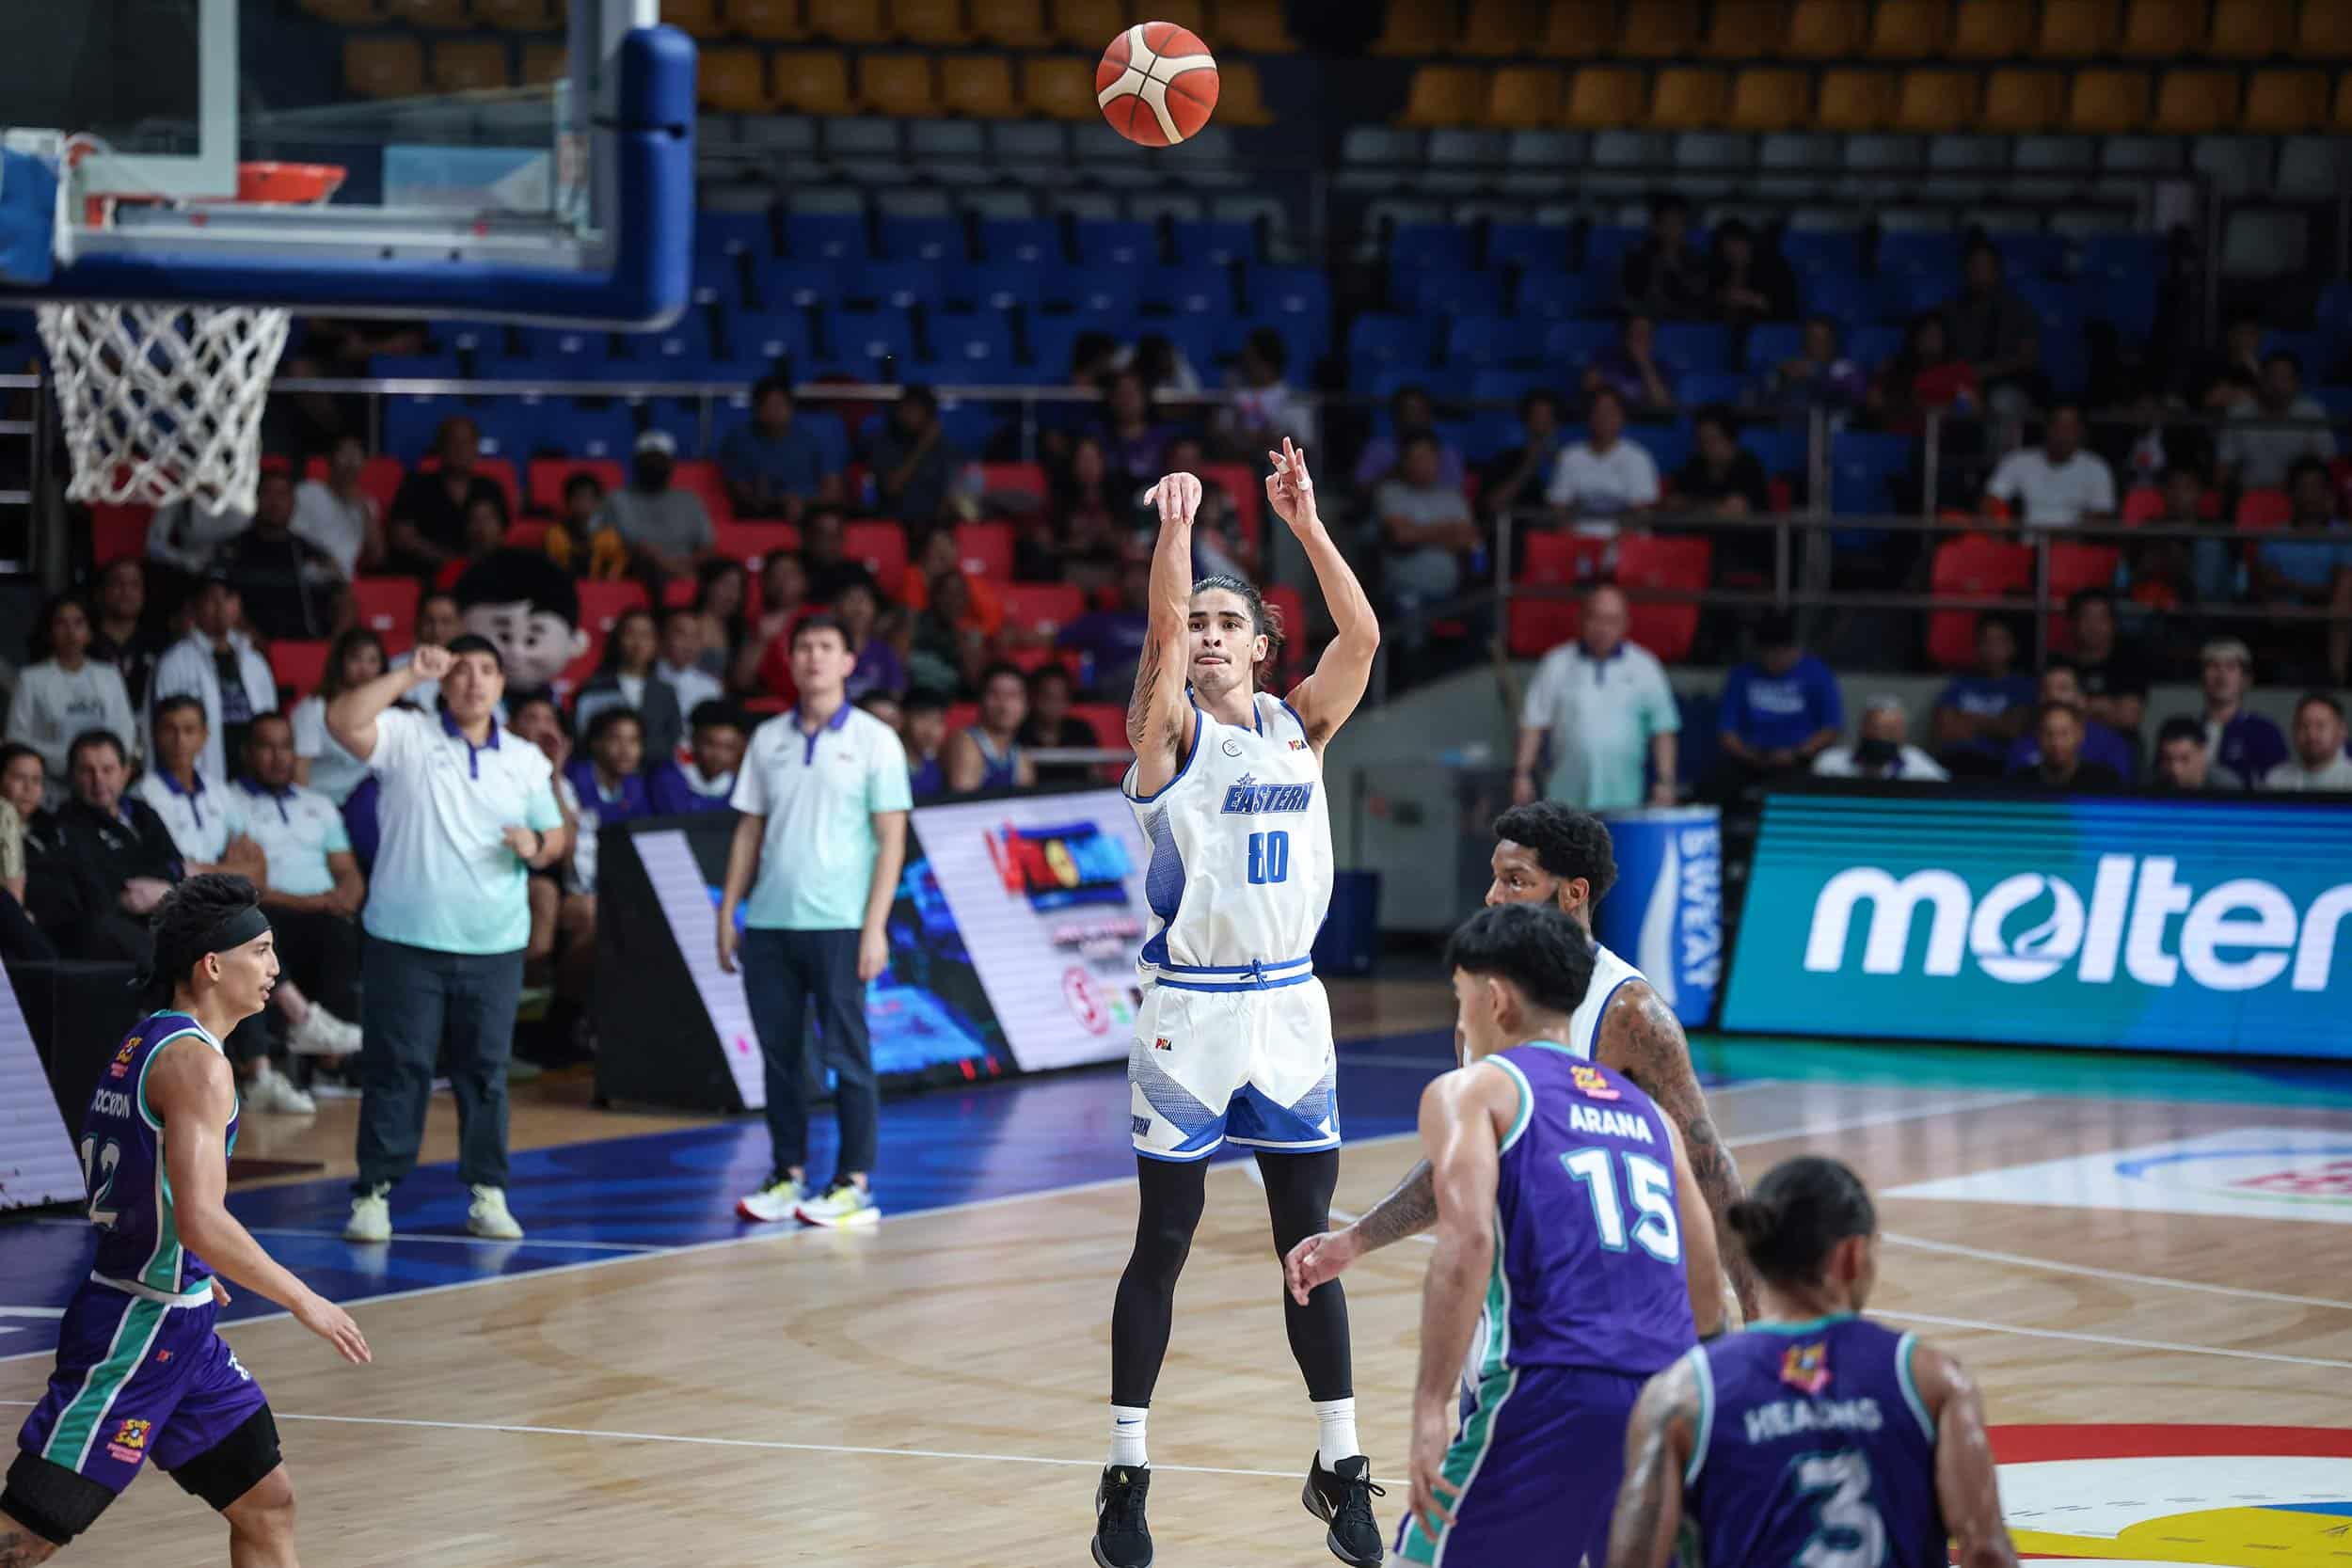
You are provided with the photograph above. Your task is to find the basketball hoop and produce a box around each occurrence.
[36,154,346,516]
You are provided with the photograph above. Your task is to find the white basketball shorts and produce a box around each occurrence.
[1126,974,1339,1161]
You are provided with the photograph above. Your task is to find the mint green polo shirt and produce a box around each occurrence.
[359,707,564,955]
[730,704,912,931]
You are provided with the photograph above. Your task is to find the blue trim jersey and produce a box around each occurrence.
[1683,1314,1948,1568]
[83,1011,239,1298]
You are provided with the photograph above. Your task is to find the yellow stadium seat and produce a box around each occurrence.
[1867,0,1948,56]
[432,40,513,91]
[1979,67,2067,128]
[724,0,804,39]
[970,0,1051,45]
[2036,0,2119,56]
[1537,2,1622,57]
[1701,2,1790,58]
[519,40,566,84]
[1022,55,1102,119]
[1892,67,1976,128]
[661,0,727,37]
[2303,0,2352,55]
[2153,69,2240,132]
[1728,67,1811,126]
[1820,67,1900,128]
[894,0,970,43]
[2243,68,2331,130]
[806,0,889,41]
[1372,4,1461,55]
[1786,0,1867,56]
[1216,59,1278,123]
[343,37,427,98]
[699,45,774,110]
[382,0,468,26]
[2067,67,2150,130]
[861,54,938,114]
[1562,65,1649,126]
[2119,0,2206,55]
[940,53,1019,115]
[1398,66,1486,125]
[1462,0,1550,56]
[473,0,555,29]
[1487,65,1565,125]
[1948,0,2032,57]
[1619,0,1704,56]
[2206,0,2295,58]
[771,49,855,113]
[1211,0,1294,52]
[1648,66,1730,125]
[1051,0,1127,49]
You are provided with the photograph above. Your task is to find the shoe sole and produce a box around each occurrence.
[343,1227,390,1243]
[1301,1475,1383,1567]
[793,1208,881,1227]
[736,1199,795,1223]
[467,1223,525,1240]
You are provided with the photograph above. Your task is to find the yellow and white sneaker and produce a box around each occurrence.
[794,1178,880,1228]
[737,1176,804,1224]
[466,1184,525,1240]
[344,1185,392,1243]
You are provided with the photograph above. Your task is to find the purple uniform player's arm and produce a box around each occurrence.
[1602,1356,1702,1568]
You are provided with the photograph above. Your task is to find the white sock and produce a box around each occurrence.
[1314,1397,1361,1466]
[1110,1404,1149,1468]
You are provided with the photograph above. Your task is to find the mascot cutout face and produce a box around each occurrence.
[453,550,590,692]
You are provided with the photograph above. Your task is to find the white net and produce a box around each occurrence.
[36,300,290,516]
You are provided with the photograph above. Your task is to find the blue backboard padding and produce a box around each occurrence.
[0,149,58,288]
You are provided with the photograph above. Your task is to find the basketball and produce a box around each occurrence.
[1096,22,1220,147]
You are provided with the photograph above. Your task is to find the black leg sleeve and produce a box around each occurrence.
[1257,1148,1353,1403]
[1108,1154,1210,1409]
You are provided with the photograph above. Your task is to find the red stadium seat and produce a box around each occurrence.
[2119,485,2165,524]
[2044,542,2122,651]
[89,502,152,566]
[1260,582,1308,688]
[351,576,423,656]
[1001,582,1087,638]
[979,461,1049,499]
[844,521,909,583]
[268,639,332,703]
[1615,536,1711,662]
[955,521,1016,579]
[671,460,735,529]
[527,457,624,515]
[504,519,550,550]
[1071,703,1128,750]
[1507,531,1610,657]
[714,521,801,564]
[2236,487,2291,530]
[1200,461,1263,550]
[944,702,980,735]
[1924,534,2032,670]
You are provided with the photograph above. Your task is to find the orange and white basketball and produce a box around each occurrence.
[1096,23,1220,147]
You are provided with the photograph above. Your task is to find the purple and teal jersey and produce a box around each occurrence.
[1683,1314,1948,1568]
[82,1010,240,1297]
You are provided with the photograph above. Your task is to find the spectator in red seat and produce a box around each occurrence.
[651,700,747,815]
[574,608,683,773]
[2150,714,2242,791]
[1479,388,1569,525]
[1035,436,1131,598]
[1768,316,1868,428]
[213,467,346,641]
[907,570,993,696]
[294,435,386,577]
[738,550,812,697]
[2221,351,2337,492]
[433,493,512,593]
[1931,615,2034,781]
[2127,467,2236,609]
[1618,191,1708,320]
[694,557,752,673]
[2263,692,2352,790]
[1706,610,1844,800]
[901,528,1006,641]
[1547,387,1661,538]
[2251,457,2352,682]
[1943,240,2042,422]
[151,577,278,784]
[1376,431,1482,641]
[719,374,841,522]
[1983,404,2116,529]
[388,416,507,580]
[2197,638,2288,785]
[945,662,1036,794]
[656,604,725,725]
[1020,663,1099,787]
[801,508,879,604]
[88,557,162,711]
[902,689,949,800]
[1158,435,1255,579]
[1216,325,1316,455]
[1582,311,1676,419]
[1057,555,1153,698]
[872,385,962,528]
[598,430,716,591]
[544,469,628,579]
[8,592,139,798]
[1093,368,1170,482]
[1706,218,1797,327]
[291,626,387,805]
[2003,661,2134,780]
[1869,312,1978,437]
[1354,383,1466,493]
[2010,699,2122,790]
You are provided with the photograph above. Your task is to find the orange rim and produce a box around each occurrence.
[231,162,347,206]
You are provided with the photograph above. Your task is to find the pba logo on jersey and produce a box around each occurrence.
[1219,775,1315,816]
[1568,1064,1621,1101]
[1778,1341,1831,1396]
[108,1035,142,1079]
[1152,1036,1173,1052]
[106,1418,152,1462]
[1287,737,1308,752]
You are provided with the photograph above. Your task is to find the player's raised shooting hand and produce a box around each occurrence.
[1145,471,1202,531]
[294,1290,372,1365]
[1264,437,1318,534]
[407,642,453,685]
[1283,1226,1359,1305]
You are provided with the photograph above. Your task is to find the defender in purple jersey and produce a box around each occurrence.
[1603,1156,2017,1568]
[3,876,370,1566]
[1396,903,1726,1568]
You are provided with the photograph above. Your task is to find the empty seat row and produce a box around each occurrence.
[1401,62,2352,135]
[1372,0,2339,65]
[304,0,1293,49]
[699,47,1274,120]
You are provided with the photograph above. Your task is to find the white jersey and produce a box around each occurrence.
[1124,690,1332,983]
[1564,940,1647,1061]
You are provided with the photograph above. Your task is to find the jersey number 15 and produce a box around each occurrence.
[1560,1146,1679,1262]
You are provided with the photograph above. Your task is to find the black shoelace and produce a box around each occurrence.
[1334,1470,1386,1532]
[1103,1472,1147,1532]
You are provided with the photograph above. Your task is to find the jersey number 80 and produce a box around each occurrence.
[1246,830,1290,885]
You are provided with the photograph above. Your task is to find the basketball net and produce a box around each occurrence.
[35,149,344,516]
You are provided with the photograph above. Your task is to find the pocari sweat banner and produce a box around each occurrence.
[1722,791,2352,1060]
[1596,806,1722,1029]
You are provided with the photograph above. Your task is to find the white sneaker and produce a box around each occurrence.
[244,1062,316,1116]
[288,1005,362,1057]
[344,1186,392,1243]
[466,1185,525,1240]
[736,1176,804,1223]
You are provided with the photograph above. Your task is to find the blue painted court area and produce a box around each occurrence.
[0,1028,1499,1363]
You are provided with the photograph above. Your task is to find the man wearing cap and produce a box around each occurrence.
[1810,696,1948,782]
[2197,638,2288,787]
[326,636,570,1244]
[596,431,715,590]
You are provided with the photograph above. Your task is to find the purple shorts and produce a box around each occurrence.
[14,1284,268,1494]
[1396,1363,1651,1567]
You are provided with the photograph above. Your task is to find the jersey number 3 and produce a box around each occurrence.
[1560,1146,1679,1262]
[1247,830,1290,885]
[1792,1451,1887,1568]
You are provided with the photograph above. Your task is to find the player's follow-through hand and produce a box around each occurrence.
[294,1290,372,1366]
[407,642,453,684]
[1282,1227,1359,1305]
[1263,436,1317,533]
[1144,471,1202,528]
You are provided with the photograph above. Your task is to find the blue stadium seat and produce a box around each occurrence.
[692,252,748,309]
[724,309,814,366]
[2309,386,2352,420]
[858,262,943,309]
[2040,327,2089,399]
[2079,265,2157,340]
[930,314,1018,372]
[951,264,1041,311]
[1874,269,1956,322]
[1877,231,1961,276]
[2317,280,2352,334]
[877,214,965,261]
[1744,321,1805,372]
[622,323,722,378]
[383,394,462,461]
[1347,313,1431,371]
[1829,432,1915,515]
[1744,426,1805,478]
[1402,269,1507,318]
[785,213,867,261]
[1655,323,1734,374]
[765,263,845,309]
[1137,265,1233,315]
[1073,219,1155,266]
[370,351,469,381]
[1642,420,1694,476]
[1543,319,1620,364]
[1781,230,1864,275]
[823,309,916,373]
[1390,224,1476,274]
[1515,272,1606,320]
[1677,370,1748,408]
[1447,314,1538,370]
[2012,277,2084,334]
[1470,369,1557,404]
[2261,329,2329,372]
[933,397,1004,454]
[1847,325,1905,368]
[2081,232,2162,279]
[1461,411,1522,463]
[977,217,1061,263]
[1174,219,1257,264]
[1065,274,1142,318]
[548,401,642,462]
[697,210,771,261]
[1582,226,1644,284]
[1243,266,1334,341]
[1025,314,1094,377]
[1488,224,1571,274]
[1800,270,1870,324]
[1992,231,2068,279]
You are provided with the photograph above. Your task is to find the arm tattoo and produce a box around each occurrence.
[1124,639,1175,753]
[1604,1361,1700,1568]
[1354,1159,1438,1251]
[1604,986,1761,1319]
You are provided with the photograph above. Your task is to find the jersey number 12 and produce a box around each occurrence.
[1247,830,1290,885]
[79,1136,122,1229]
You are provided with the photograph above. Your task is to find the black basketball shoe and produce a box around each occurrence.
[1304,1451,1387,1566]
[1092,1463,1153,1568]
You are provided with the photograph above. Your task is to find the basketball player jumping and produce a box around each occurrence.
[1604,1155,2017,1568]
[1398,901,1725,1565]
[1093,440,1383,1568]
[1286,800,1760,1323]
[4,875,370,1566]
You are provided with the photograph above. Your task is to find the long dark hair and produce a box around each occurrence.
[319,626,389,703]
[1726,1155,1878,1289]
[1191,574,1286,689]
[599,607,658,674]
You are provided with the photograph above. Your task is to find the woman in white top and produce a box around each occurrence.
[6,593,139,797]
[292,626,387,804]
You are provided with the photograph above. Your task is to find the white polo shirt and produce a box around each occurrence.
[234,780,351,897]
[1545,438,1661,536]
[1519,639,1681,812]
[358,706,564,955]
[134,768,246,866]
[1986,447,2117,527]
[730,703,913,931]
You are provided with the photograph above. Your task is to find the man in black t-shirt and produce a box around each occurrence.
[387,416,509,579]
[21,730,182,961]
[213,468,345,640]
[2066,588,2151,748]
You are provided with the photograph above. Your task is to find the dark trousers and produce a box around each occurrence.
[269,906,362,1019]
[740,927,877,1180]
[354,937,522,1195]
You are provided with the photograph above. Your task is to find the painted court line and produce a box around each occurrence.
[1878,1309,2352,1372]
[28,1217,660,1255]
[1720,1090,2041,1149]
[1883,1231,2352,1313]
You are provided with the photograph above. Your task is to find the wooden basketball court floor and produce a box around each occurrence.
[6,976,2351,1567]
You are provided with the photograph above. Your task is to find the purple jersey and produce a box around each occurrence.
[82,1010,239,1297]
[1684,1315,1948,1568]
[1481,1047,1697,1380]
